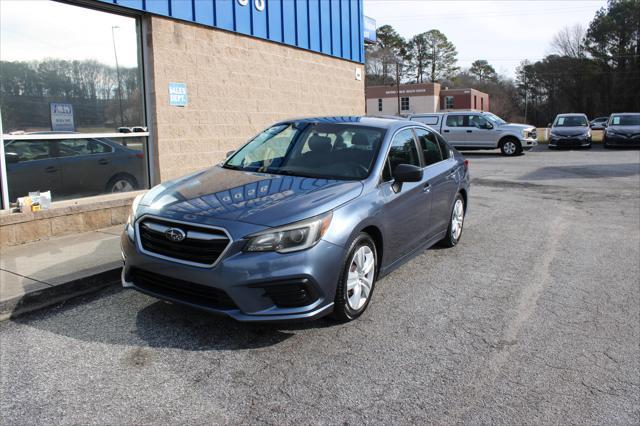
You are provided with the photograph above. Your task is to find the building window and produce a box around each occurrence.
[401,97,410,111]
[378,98,383,112]
[445,96,454,109]
[474,95,477,110]
[1,0,149,205]
[481,97,484,111]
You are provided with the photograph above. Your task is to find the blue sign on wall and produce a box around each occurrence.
[95,0,365,63]
[364,16,376,43]
[168,83,188,107]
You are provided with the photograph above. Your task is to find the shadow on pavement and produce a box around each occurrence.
[10,285,336,351]
[520,162,640,180]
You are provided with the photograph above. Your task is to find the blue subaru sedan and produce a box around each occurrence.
[121,117,470,322]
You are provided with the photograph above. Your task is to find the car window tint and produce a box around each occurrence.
[436,135,451,160]
[445,115,466,127]
[58,139,111,157]
[415,129,443,166]
[4,140,53,162]
[388,129,420,173]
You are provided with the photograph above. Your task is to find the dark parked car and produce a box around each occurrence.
[4,134,145,202]
[590,116,609,130]
[548,113,592,149]
[603,113,640,148]
[121,117,470,322]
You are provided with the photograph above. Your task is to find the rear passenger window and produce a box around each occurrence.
[386,129,420,177]
[445,115,466,127]
[436,135,451,160]
[415,129,443,166]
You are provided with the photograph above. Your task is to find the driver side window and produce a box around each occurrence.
[383,129,420,181]
[469,115,490,129]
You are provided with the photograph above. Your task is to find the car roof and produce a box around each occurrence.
[610,112,640,115]
[556,113,587,117]
[273,115,414,130]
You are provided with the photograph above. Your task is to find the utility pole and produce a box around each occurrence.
[111,26,124,128]
[396,61,401,116]
[524,73,528,122]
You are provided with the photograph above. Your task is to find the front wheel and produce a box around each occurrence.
[500,138,522,156]
[332,233,377,322]
[439,194,465,248]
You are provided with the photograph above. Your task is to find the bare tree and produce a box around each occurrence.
[550,24,587,58]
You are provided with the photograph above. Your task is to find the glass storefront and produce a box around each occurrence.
[0,0,148,206]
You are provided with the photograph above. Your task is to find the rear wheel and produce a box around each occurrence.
[106,174,137,193]
[500,138,522,156]
[439,194,465,248]
[332,233,377,322]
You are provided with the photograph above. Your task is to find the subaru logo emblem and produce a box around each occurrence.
[165,227,186,242]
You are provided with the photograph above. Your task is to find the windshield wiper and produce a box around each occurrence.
[268,169,330,179]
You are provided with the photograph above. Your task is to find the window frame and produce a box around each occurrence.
[0,2,151,209]
[377,98,383,112]
[445,96,455,109]
[413,127,445,167]
[400,97,410,111]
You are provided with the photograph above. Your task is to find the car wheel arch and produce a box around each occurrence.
[358,225,384,272]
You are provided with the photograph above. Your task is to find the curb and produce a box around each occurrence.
[0,267,122,321]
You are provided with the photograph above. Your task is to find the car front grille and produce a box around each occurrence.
[129,268,237,310]
[138,217,230,266]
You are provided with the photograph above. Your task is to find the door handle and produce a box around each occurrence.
[466,130,472,133]
[98,159,109,165]
[45,166,58,173]
[423,182,431,193]
[443,129,450,133]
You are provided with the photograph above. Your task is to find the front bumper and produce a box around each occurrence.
[604,134,640,147]
[521,137,538,149]
[120,227,346,322]
[548,136,591,148]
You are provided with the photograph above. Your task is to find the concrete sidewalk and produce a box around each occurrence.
[0,225,123,320]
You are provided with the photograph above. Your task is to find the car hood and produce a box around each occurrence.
[499,123,535,132]
[550,126,590,136]
[138,166,363,228]
[607,125,640,135]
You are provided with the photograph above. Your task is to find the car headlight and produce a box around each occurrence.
[244,211,333,253]
[126,192,146,226]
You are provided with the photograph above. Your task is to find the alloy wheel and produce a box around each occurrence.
[346,245,375,310]
[503,141,517,155]
[451,199,464,241]
[111,179,134,192]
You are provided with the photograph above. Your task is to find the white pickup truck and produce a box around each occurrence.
[408,111,538,156]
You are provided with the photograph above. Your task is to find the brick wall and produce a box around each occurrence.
[148,16,365,182]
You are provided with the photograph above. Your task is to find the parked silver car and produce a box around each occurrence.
[408,111,537,156]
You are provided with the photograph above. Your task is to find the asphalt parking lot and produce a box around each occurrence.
[1,145,639,425]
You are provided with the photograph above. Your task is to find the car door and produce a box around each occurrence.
[4,140,62,202]
[441,114,468,147]
[414,129,459,238]
[379,128,431,261]
[56,138,116,196]
[467,114,497,147]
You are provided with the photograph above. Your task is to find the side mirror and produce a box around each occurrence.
[393,164,423,183]
[5,152,19,164]
[483,122,494,130]
[226,150,235,159]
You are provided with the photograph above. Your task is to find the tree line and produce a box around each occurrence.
[1,58,143,132]
[366,0,639,127]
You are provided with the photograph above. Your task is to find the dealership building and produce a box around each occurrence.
[366,83,490,116]
[0,0,368,245]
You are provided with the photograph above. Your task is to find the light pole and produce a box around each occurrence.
[111,25,124,128]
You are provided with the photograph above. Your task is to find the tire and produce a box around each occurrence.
[500,138,522,156]
[603,138,611,149]
[439,194,465,248]
[332,233,378,322]
[106,174,137,193]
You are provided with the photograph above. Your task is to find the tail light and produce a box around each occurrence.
[463,159,469,171]
[130,152,144,159]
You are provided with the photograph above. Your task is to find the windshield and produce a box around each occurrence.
[554,116,588,127]
[484,113,506,126]
[224,123,386,180]
[609,114,640,126]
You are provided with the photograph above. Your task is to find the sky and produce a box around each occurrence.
[0,0,139,68]
[363,0,608,78]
